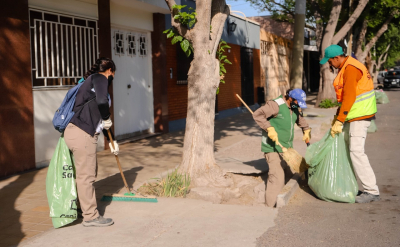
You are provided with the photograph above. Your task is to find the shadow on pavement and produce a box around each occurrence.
[0,170,37,246]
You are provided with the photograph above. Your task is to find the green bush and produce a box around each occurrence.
[138,169,191,198]
[319,99,340,108]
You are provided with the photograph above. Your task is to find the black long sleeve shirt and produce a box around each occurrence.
[70,74,112,137]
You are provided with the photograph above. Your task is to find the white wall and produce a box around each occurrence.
[28,0,98,19]
[110,2,153,31]
[33,89,105,167]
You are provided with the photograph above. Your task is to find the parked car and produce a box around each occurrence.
[377,71,387,84]
[383,70,400,88]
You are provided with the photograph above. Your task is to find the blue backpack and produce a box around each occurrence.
[52,83,84,133]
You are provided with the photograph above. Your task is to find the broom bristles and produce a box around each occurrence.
[282,148,309,173]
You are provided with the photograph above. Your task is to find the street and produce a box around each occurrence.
[257,89,400,247]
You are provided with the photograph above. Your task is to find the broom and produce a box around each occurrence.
[235,94,309,173]
[101,129,158,202]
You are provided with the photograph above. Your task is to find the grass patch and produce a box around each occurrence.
[138,169,191,198]
[319,99,340,108]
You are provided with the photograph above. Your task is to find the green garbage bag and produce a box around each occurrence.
[375,90,389,104]
[305,130,358,203]
[367,120,377,133]
[46,136,78,228]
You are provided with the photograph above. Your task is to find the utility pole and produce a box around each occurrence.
[290,0,306,89]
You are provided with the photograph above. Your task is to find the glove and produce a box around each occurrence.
[331,115,338,126]
[302,129,311,143]
[102,118,112,130]
[267,127,279,143]
[331,120,343,138]
[109,141,119,155]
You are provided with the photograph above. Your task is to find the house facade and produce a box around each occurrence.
[0,0,261,178]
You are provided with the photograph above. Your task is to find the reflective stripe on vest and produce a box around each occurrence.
[332,57,377,121]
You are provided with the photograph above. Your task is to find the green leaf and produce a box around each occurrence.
[220,40,227,45]
[163,29,171,34]
[220,55,227,60]
[216,88,220,94]
[174,15,180,19]
[167,31,174,39]
[180,39,190,52]
[221,45,231,49]
[184,48,191,57]
[171,36,183,45]
[224,59,232,65]
[220,80,225,84]
[208,50,211,54]
[221,67,226,73]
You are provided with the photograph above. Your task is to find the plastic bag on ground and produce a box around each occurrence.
[305,130,358,203]
[375,90,389,104]
[367,120,377,133]
[46,136,78,228]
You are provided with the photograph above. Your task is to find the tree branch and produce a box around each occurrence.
[355,19,368,58]
[269,0,295,17]
[331,0,369,44]
[210,1,230,54]
[320,0,343,52]
[165,0,192,40]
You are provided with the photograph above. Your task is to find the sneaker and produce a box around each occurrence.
[82,216,114,227]
[355,192,380,203]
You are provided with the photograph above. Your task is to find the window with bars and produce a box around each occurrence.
[127,34,136,56]
[29,9,98,88]
[114,31,125,55]
[261,41,272,55]
[139,36,147,57]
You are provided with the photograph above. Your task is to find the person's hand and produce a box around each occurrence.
[267,127,279,143]
[102,118,112,130]
[331,121,343,138]
[109,141,119,155]
[331,115,338,126]
[303,129,311,143]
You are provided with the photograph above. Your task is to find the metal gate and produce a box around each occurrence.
[241,47,254,105]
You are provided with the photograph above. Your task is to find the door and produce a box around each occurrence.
[241,47,254,105]
[112,28,154,140]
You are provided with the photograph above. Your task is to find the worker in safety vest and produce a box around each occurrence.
[320,45,379,203]
[253,89,311,207]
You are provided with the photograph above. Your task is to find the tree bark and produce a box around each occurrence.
[373,44,390,84]
[331,0,369,45]
[357,15,394,64]
[355,19,368,58]
[165,0,231,186]
[316,0,342,106]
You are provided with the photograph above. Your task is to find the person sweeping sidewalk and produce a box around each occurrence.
[253,89,311,207]
[321,45,380,203]
[64,58,119,226]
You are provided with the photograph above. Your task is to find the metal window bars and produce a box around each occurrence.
[29,9,98,88]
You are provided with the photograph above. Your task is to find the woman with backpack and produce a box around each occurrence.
[64,57,119,227]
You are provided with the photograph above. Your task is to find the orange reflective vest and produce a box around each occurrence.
[333,57,377,121]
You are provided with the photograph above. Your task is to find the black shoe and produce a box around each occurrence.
[82,216,114,227]
[355,192,380,203]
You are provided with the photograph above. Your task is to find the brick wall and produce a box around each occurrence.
[166,43,260,123]
[166,40,188,121]
[218,43,242,111]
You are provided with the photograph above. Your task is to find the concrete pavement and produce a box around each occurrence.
[256,90,400,246]
[0,94,335,247]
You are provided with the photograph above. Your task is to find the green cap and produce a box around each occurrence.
[320,45,344,65]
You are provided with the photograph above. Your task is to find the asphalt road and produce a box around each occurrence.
[257,89,400,247]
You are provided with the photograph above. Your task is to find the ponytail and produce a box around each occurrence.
[84,57,116,79]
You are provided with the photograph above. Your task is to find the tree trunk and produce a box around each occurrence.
[179,55,229,187]
[357,15,394,64]
[316,0,342,106]
[331,0,369,45]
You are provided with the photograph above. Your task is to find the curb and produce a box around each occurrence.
[276,173,303,208]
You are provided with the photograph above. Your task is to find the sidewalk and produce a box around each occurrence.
[0,95,334,247]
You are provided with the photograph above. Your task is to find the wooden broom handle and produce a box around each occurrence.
[107,129,130,192]
[236,94,287,152]
[236,94,254,114]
